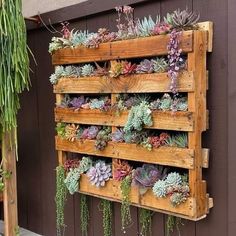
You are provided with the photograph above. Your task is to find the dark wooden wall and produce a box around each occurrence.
[16,0,235,235]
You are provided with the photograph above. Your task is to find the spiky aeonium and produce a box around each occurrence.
[87,161,112,187]
[152,172,190,206]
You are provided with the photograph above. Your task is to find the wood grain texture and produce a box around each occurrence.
[53,71,194,94]
[2,130,18,236]
[55,108,194,131]
[78,174,198,220]
[55,137,194,169]
[52,31,193,65]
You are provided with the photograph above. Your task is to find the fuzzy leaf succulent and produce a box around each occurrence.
[87,161,112,187]
[132,164,162,194]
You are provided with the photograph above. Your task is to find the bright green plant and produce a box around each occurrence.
[80,194,90,236]
[139,208,153,236]
[166,215,183,236]
[100,199,113,236]
[55,166,67,236]
[120,175,132,232]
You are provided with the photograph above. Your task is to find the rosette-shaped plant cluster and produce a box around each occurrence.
[136,59,154,74]
[87,161,112,187]
[153,172,190,206]
[152,57,168,73]
[148,132,169,149]
[69,96,86,109]
[80,126,100,140]
[111,129,125,143]
[64,159,80,172]
[132,164,164,194]
[95,127,112,151]
[152,22,172,35]
[81,64,95,77]
[64,124,79,142]
[113,159,132,181]
[165,8,200,30]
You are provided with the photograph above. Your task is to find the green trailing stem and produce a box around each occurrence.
[100,199,113,236]
[80,194,90,236]
[139,208,153,236]
[120,175,132,233]
[166,215,183,236]
[55,166,67,236]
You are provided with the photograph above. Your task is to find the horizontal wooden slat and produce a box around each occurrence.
[53,71,194,94]
[79,175,199,220]
[52,31,193,65]
[55,137,194,169]
[55,108,194,131]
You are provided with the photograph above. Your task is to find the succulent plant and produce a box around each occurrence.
[81,64,94,77]
[173,97,188,111]
[87,161,112,187]
[165,172,182,187]
[89,99,105,110]
[137,15,160,37]
[152,22,172,35]
[109,61,124,78]
[136,59,154,74]
[165,8,200,29]
[95,127,111,151]
[152,57,168,73]
[94,62,109,76]
[64,159,80,172]
[124,101,153,132]
[122,61,137,75]
[166,133,188,148]
[56,123,66,138]
[149,99,161,110]
[59,94,71,108]
[152,180,167,197]
[70,96,85,109]
[111,129,125,142]
[159,93,172,110]
[65,124,79,142]
[113,159,132,181]
[49,37,67,54]
[64,167,81,194]
[132,164,162,194]
[70,30,88,47]
[84,33,101,48]
[80,126,100,140]
[79,157,93,173]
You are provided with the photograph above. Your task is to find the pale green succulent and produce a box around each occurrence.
[64,167,81,195]
[70,30,88,47]
[165,172,182,187]
[152,57,168,73]
[81,64,94,77]
[152,180,167,197]
[137,15,160,37]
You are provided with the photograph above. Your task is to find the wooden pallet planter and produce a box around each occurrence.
[53,22,213,221]
[53,71,194,94]
[55,108,194,131]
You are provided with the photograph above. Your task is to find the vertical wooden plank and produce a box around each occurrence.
[2,130,18,236]
[187,31,207,218]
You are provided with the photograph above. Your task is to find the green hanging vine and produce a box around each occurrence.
[166,215,183,236]
[0,0,31,191]
[80,194,90,236]
[100,199,113,236]
[139,208,153,236]
[55,166,67,236]
[120,175,132,233]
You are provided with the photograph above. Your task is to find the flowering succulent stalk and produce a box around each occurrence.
[167,29,183,94]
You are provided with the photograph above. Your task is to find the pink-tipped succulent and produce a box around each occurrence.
[152,22,172,35]
[64,159,80,172]
[122,61,137,76]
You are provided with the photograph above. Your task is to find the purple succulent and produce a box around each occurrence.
[167,29,183,94]
[69,96,85,109]
[132,164,162,194]
[111,129,125,142]
[87,161,112,187]
[80,126,100,139]
[136,59,154,74]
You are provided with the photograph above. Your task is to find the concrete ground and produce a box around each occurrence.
[0,221,42,236]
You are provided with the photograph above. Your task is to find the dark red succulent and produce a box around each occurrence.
[64,159,80,172]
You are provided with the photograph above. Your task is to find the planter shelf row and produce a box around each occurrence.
[52,22,213,221]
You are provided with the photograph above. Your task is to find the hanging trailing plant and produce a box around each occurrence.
[100,199,113,236]
[80,194,90,236]
[166,215,183,236]
[120,175,132,233]
[139,208,153,236]
[55,166,67,236]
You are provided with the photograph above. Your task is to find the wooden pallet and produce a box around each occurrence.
[53,22,213,220]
